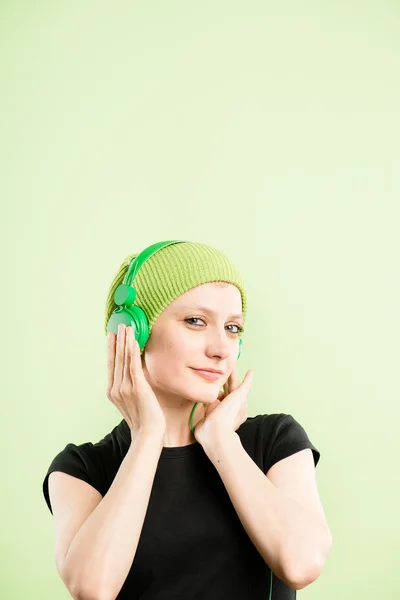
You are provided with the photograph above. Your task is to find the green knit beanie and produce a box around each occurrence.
[104,241,247,353]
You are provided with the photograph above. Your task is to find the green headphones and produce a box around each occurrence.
[106,239,243,359]
[106,240,243,434]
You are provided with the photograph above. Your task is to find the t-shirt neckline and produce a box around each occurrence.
[118,419,204,458]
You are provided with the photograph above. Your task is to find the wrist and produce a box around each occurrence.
[202,429,240,459]
[131,427,165,448]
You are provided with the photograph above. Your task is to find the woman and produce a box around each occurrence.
[42,240,331,600]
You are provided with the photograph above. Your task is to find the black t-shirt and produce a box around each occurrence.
[42,413,320,599]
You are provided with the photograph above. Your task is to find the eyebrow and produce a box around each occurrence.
[177,305,244,322]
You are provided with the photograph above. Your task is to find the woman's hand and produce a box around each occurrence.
[106,324,166,439]
[193,366,254,448]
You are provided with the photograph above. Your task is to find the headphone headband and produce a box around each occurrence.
[124,240,186,287]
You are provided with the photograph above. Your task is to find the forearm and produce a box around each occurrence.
[64,433,163,600]
[203,433,331,590]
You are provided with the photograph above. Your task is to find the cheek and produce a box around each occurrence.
[146,344,184,379]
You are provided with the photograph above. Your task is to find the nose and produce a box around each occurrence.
[205,331,231,360]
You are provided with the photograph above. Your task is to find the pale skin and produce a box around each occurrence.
[107,281,332,589]
[108,281,251,448]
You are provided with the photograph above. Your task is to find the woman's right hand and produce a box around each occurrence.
[106,324,166,439]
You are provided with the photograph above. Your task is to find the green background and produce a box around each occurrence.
[2,1,399,598]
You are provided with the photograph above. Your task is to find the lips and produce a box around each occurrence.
[191,368,222,381]
[192,368,223,374]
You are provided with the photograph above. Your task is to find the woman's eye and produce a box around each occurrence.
[185,317,205,327]
[185,318,243,334]
[227,324,243,334]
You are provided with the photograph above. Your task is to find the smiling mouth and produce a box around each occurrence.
[190,368,222,381]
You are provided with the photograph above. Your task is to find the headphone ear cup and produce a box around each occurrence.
[107,306,150,350]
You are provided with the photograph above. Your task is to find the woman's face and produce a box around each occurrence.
[141,282,244,404]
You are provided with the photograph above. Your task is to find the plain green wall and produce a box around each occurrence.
[2,2,399,598]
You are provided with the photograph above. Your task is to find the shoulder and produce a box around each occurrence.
[238,412,288,442]
[42,440,102,515]
[238,413,321,473]
[42,420,129,515]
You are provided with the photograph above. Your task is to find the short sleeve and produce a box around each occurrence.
[42,442,104,515]
[263,413,321,474]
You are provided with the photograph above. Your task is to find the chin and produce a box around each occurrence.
[177,384,217,404]
[194,388,221,403]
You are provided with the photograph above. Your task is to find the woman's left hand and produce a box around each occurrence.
[193,367,254,448]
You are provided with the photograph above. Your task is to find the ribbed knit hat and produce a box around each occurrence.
[104,241,247,352]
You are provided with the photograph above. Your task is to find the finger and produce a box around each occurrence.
[107,331,116,392]
[130,330,144,384]
[229,367,241,392]
[241,369,254,391]
[123,326,133,384]
[114,324,126,388]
